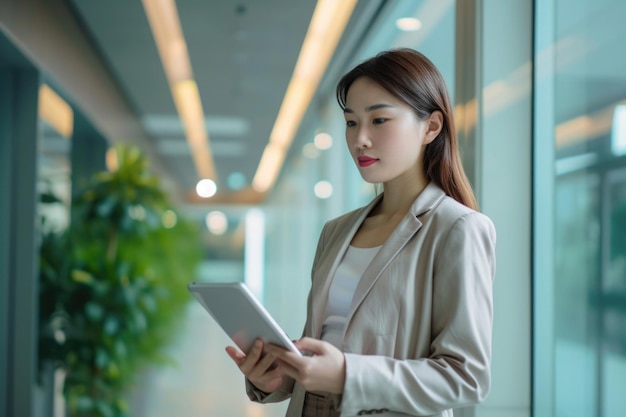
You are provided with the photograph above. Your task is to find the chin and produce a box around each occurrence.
[359,174,387,184]
[356,167,393,184]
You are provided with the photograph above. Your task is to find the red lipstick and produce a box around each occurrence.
[357,156,378,167]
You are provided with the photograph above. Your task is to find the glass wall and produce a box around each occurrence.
[534,0,626,416]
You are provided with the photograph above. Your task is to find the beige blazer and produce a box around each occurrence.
[247,182,496,417]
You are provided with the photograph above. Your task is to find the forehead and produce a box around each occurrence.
[345,77,399,107]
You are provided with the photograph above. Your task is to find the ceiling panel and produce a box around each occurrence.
[68,0,318,194]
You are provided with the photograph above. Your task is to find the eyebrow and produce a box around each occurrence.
[343,103,394,113]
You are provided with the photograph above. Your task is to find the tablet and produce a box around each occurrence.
[188,282,302,357]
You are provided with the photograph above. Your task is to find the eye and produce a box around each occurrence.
[372,118,387,125]
[346,120,356,127]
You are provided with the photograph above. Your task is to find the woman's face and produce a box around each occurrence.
[343,77,433,187]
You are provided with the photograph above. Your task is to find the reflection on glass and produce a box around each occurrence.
[554,173,600,416]
[535,0,626,415]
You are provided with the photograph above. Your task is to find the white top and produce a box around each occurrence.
[321,245,382,349]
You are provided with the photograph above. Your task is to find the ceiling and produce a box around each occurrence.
[57,0,383,206]
[31,0,626,210]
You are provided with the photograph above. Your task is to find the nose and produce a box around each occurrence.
[352,125,371,150]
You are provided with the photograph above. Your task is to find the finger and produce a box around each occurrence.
[262,368,286,391]
[265,344,295,358]
[239,339,264,374]
[248,350,279,379]
[274,357,300,380]
[267,347,308,371]
[225,346,245,364]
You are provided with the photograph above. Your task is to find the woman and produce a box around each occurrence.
[226,48,496,417]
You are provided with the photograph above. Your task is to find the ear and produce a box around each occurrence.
[422,110,443,145]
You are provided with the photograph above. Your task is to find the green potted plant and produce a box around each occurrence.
[38,143,202,417]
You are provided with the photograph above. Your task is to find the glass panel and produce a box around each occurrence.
[603,169,626,416]
[534,0,626,416]
[553,173,600,416]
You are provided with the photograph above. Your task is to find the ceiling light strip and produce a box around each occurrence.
[142,0,216,181]
[252,0,358,192]
[38,84,74,138]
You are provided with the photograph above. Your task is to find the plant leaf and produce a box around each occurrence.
[85,302,104,322]
[75,396,94,411]
[71,269,94,284]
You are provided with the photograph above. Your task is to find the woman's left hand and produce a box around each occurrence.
[265,337,346,394]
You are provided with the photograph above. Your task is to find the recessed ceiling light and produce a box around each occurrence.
[196,179,217,198]
[396,17,422,31]
[303,143,320,159]
[314,181,333,199]
[206,211,228,235]
[314,132,333,150]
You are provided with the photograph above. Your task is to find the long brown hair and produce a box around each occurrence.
[336,48,477,210]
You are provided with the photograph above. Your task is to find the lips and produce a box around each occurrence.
[357,156,379,167]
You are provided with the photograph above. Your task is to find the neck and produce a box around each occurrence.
[376,176,429,216]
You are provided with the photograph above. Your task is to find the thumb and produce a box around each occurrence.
[295,337,326,354]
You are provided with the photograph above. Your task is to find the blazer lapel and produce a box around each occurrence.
[310,195,383,338]
[343,212,422,329]
[344,182,447,333]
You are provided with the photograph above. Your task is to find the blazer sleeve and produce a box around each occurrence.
[340,212,496,416]
[245,378,294,403]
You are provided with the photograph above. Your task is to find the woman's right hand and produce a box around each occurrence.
[225,338,284,393]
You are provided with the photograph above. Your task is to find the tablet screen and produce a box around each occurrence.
[188,282,302,357]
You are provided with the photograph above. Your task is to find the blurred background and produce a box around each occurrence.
[1,0,625,416]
